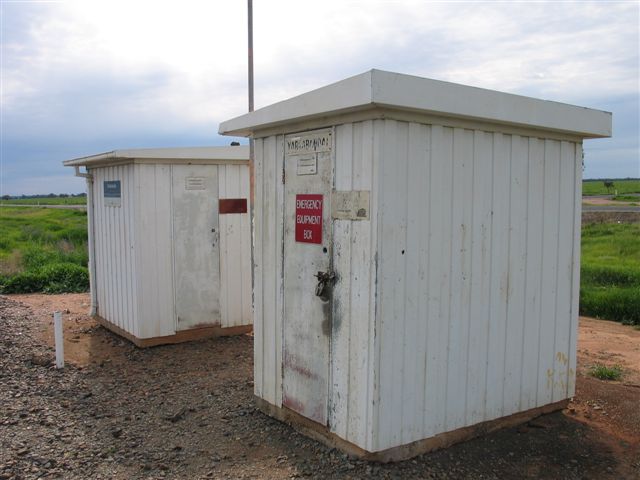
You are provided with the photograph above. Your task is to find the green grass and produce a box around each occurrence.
[0,207,89,293]
[589,364,623,381]
[611,194,640,202]
[0,196,87,206]
[580,222,640,325]
[582,179,640,196]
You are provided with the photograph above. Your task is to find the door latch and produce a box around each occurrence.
[314,270,336,299]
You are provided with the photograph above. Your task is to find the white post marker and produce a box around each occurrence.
[54,311,64,369]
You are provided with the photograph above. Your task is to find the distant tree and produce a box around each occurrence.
[1,195,10,201]
[47,193,56,198]
[603,180,614,194]
[59,193,69,198]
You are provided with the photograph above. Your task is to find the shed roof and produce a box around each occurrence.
[63,146,249,167]
[218,69,611,139]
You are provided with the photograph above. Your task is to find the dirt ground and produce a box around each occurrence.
[1,293,639,479]
[582,197,639,206]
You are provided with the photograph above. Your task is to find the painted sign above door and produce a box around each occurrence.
[295,194,323,244]
[286,130,332,155]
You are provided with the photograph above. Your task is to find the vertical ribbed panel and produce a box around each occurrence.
[92,165,137,334]
[135,164,175,339]
[329,121,378,449]
[253,136,284,407]
[218,164,252,328]
[252,118,580,453]
[372,119,580,451]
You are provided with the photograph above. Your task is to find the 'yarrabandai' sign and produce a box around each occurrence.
[286,130,332,155]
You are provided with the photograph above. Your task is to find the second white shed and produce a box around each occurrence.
[64,146,252,347]
[219,70,612,460]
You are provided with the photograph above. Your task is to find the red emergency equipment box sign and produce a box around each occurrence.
[295,194,323,244]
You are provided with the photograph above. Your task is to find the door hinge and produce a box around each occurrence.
[282,169,285,184]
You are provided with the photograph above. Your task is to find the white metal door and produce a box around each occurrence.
[172,164,221,331]
[282,129,333,425]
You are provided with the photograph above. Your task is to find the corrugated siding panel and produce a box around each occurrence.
[329,121,378,449]
[218,164,252,328]
[135,164,175,339]
[567,143,582,397]
[253,136,284,407]
[423,124,454,439]
[537,139,561,407]
[465,130,494,425]
[373,119,579,451]
[92,165,137,334]
[553,141,577,402]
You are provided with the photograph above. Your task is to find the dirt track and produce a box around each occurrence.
[1,293,639,479]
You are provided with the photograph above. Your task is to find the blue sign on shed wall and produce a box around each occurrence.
[104,180,121,207]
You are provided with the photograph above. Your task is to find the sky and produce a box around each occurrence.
[1,0,638,196]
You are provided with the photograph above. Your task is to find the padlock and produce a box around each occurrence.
[314,270,335,298]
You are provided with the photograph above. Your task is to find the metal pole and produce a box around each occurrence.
[248,0,254,113]
[247,0,256,302]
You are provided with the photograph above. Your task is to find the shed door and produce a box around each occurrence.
[172,164,221,331]
[282,129,333,425]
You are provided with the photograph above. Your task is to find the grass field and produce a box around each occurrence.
[582,179,640,196]
[0,196,87,206]
[0,206,638,324]
[580,222,640,325]
[0,207,89,293]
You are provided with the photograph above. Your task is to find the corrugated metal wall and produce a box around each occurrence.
[253,119,581,453]
[93,162,252,341]
[135,164,175,339]
[372,120,581,451]
[218,164,252,328]
[92,165,139,336]
[329,121,379,450]
[253,136,285,407]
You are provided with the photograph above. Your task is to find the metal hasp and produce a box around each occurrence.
[219,70,612,460]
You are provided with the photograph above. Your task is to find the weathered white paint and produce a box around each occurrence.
[230,71,610,456]
[282,129,333,425]
[67,147,252,343]
[172,164,221,331]
[136,163,174,339]
[218,164,252,328]
[92,164,139,335]
[251,120,588,452]
[252,135,285,407]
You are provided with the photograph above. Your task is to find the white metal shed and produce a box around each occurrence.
[219,70,612,460]
[64,146,252,347]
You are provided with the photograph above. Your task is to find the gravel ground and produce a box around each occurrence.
[1,295,637,479]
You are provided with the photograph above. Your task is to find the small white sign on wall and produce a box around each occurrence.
[331,190,370,220]
[185,176,207,190]
[297,155,318,175]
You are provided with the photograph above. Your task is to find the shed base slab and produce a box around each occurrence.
[255,396,570,462]
[94,315,252,348]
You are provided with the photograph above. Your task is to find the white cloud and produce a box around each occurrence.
[1,0,638,191]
